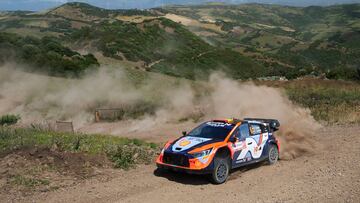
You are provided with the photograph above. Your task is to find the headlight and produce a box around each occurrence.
[191,148,213,158]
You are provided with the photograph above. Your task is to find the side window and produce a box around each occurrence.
[249,124,262,136]
[239,124,250,140]
[232,127,240,139]
[261,124,269,133]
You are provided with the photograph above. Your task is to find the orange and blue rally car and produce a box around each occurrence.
[156,118,280,184]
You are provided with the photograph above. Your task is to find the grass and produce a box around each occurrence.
[0,114,20,126]
[10,175,50,188]
[258,79,360,124]
[286,85,360,124]
[0,128,158,169]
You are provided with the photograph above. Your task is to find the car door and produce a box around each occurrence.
[231,123,252,166]
[231,123,269,166]
[246,123,269,159]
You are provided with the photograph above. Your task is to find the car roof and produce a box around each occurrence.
[212,118,268,126]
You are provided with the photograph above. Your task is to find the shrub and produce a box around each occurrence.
[107,145,136,169]
[0,114,20,126]
[107,144,156,170]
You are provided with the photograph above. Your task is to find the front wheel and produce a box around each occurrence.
[267,144,279,165]
[210,157,230,184]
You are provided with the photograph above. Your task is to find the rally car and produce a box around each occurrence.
[156,118,280,184]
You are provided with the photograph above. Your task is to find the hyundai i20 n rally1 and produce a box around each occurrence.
[156,118,281,184]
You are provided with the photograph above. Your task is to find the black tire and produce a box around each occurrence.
[267,144,279,165]
[210,156,230,184]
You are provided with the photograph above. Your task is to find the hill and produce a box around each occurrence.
[0,2,265,80]
[0,2,359,80]
[0,32,99,77]
[157,3,360,80]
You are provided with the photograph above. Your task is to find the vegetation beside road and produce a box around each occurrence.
[0,127,158,169]
[257,79,360,124]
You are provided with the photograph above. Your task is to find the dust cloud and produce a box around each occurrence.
[0,64,320,159]
[205,74,320,160]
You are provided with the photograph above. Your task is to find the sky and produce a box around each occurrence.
[0,0,359,11]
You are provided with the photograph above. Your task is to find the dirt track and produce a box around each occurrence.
[2,125,359,203]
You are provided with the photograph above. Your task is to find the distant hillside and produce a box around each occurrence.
[0,2,359,80]
[0,2,265,79]
[0,32,99,77]
[158,3,360,80]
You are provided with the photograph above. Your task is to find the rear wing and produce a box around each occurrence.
[244,118,280,132]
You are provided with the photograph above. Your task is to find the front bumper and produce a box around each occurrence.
[156,163,212,174]
[156,152,215,174]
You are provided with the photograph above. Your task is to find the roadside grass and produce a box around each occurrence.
[0,128,158,170]
[258,79,360,124]
[9,175,50,188]
[286,86,360,124]
[0,114,20,126]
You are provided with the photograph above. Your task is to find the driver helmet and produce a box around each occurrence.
[249,126,255,135]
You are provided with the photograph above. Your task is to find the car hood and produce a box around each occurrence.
[169,136,220,153]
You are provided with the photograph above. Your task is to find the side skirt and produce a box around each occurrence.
[231,156,267,169]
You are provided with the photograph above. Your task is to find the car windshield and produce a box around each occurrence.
[187,121,235,140]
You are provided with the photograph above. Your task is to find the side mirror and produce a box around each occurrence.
[182,131,187,136]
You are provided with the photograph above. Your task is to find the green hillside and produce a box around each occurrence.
[158,3,360,80]
[0,2,359,80]
[0,2,265,80]
[68,17,264,79]
[0,32,99,77]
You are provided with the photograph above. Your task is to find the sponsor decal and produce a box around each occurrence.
[172,136,212,152]
[206,122,232,127]
[232,141,246,151]
[179,140,191,146]
[236,156,252,163]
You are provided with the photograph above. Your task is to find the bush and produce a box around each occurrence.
[0,114,20,126]
[106,143,157,170]
[107,146,136,169]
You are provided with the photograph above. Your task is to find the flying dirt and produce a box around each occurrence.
[0,63,320,159]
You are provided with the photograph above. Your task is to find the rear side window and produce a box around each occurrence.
[249,123,268,136]
[250,124,262,135]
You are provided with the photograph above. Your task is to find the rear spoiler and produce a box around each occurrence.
[244,118,280,131]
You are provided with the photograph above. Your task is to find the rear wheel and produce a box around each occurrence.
[210,157,230,184]
[267,144,279,165]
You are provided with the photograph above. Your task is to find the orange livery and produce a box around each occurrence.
[156,118,280,184]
